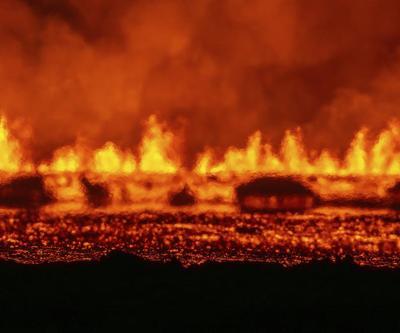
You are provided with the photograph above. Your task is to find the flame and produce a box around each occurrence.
[0,113,400,177]
[344,129,368,175]
[0,116,31,173]
[36,115,179,175]
[138,115,179,174]
[91,142,136,174]
[38,146,82,174]
[195,124,400,176]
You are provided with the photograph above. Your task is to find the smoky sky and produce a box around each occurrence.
[1,0,400,164]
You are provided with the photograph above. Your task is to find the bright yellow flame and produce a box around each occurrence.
[344,129,368,175]
[195,130,313,175]
[39,146,82,173]
[194,149,213,175]
[217,132,262,174]
[138,115,179,174]
[37,116,178,175]
[262,144,283,173]
[281,130,312,174]
[91,142,136,174]
[1,112,400,177]
[0,116,30,173]
[194,124,400,176]
[314,150,339,175]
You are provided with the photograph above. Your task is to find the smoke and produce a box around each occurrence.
[1,0,400,163]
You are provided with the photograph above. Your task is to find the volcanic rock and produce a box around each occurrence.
[169,186,196,207]
[235,176,317,213]
[386,182,400,209]
[80,176,111,207]
[0,175,54,208]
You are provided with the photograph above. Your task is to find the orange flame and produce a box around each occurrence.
[36,115,179,175]
[1,113,400,177]
[195,124,400,176]
[91,142,136,174]
[38,146,83,174]
[138,115,179,174]
[0,116,31,173]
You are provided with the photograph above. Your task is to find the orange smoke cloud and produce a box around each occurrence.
[1,0,400,165]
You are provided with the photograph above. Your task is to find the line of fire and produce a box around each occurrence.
[1,113,400,210]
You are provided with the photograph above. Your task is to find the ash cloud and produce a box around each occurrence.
[1,0,400,163]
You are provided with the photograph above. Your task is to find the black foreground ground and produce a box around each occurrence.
[1,254,400,332]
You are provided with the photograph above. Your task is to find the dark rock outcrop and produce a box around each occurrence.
[169,186,196,207]
[387,182,400,209]
[235,176,317,213]
[80,176,111,207]
[0,175,54,208]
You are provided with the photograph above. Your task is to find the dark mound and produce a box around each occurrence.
[387,182,400,194]
[387,181,400,209]
[169,185,196,206]
[235,176,317,212]
[236,176,315,197]
[0,175,53,208]
[80,176,111,207]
